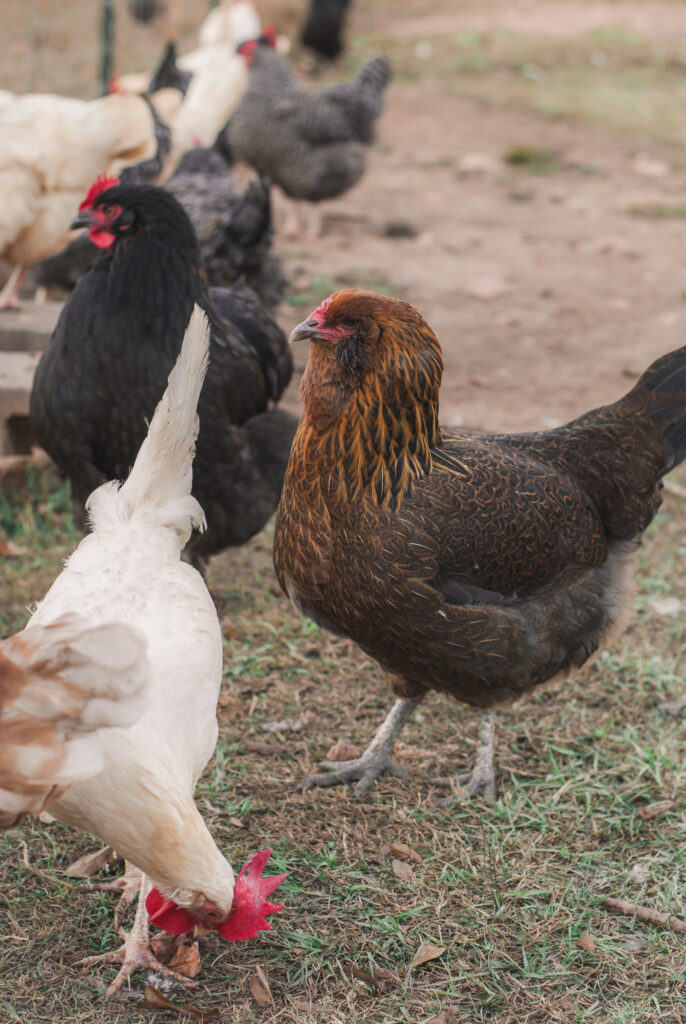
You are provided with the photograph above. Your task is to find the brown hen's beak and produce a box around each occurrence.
[69,209,95,231]
[289,317,322,344]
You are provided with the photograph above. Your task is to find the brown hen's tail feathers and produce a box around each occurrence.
[639,343,686,474]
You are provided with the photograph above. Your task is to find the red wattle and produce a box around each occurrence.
[146,887,197,935]
[88,227,116,250]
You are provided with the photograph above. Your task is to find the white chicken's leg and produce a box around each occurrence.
[282,199,303,240]
[0,265,27,310]
[303,694,425,795]
[436,710,497,807]
[87,860,143,929]
[76,872,198,996]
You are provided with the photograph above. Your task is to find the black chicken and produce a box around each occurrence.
[30,181,297,570]
[274,290,686,802]
[300,0,352,61]
[221,42,390,235]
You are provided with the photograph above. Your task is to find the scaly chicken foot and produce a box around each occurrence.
[303,695,425,795]
[76,873,198,997]
[0,265,27,311]
[87,860,143,929]
[435,710,497,807]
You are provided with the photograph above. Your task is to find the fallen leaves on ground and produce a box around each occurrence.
[325,738,360,760]
[425,1010,460,1024]
[409,942,446,969]
[392,859,415,883]
[576,934,596,953]
[243,740,279,755]
[141,985,219,1020]
[169,940,201,978]
[249,965,274,1007]
[638,800,677,820]
[390,841,422,863]
[65,845,113,878]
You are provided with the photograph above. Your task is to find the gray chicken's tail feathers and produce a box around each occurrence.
[358,56,391,91]
[86,305,210,541]
[639,344,686,474]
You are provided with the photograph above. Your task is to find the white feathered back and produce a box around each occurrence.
[86,306,210,542]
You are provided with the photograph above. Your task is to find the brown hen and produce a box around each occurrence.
[273,289,686,802]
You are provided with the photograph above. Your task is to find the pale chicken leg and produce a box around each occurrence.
[76,872,197,996]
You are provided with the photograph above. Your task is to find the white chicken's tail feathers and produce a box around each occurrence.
[0,613,149,828]
[86,306,210,542]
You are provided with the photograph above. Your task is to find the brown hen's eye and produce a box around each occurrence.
[103,205,116,217]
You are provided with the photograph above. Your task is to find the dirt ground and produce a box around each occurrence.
[0,3,685,1024]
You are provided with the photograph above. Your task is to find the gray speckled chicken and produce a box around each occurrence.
[222,41,390,235]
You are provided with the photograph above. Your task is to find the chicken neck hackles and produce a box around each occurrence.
[274,289,686,802]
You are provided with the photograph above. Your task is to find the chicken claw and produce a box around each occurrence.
[435,711,497,807]
[304,749,410,795]
[302,695,424,795]
[87,861,142,929]
[77,872,197,997]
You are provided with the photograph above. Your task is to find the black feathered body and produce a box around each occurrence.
[224,48,390,201]
[300,0,351,60]
[31,186,296,562]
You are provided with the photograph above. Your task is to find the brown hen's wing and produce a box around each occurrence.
[405,433,608,602]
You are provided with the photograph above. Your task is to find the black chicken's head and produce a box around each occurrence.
[71,178,199,255]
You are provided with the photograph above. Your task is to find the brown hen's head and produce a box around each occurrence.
[291,289,443,428]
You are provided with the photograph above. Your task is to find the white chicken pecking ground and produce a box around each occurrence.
[21,307,253,995]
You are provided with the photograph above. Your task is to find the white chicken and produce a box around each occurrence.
[24,307,284,994]
[0,90,176,309]
[198,0,261,49]
[0,615,149,829]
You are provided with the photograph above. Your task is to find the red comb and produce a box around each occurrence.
[79,175,120,212]
[218,848,286,941]
[146,849,286,941]
[262,26,277,47]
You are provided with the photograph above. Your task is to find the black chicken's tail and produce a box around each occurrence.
[638,345,686,474]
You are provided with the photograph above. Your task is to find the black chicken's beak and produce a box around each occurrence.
[69,209,95,231]
[289,317,322,344]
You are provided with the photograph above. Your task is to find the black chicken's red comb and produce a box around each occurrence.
[79,175,120,212]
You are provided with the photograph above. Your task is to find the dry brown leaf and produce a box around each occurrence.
[390,841,422,863]
[65,845,113,878]
[141,985,219,1020]
[374,967,400,994]
[638,800,677,820]
[426,1011,460,1024]
[170,940,201,978]
[392,859,414,883]
[409,941,446,969]
[229,816,245,828]
[351,966,376,988]
[150,932,181,963]
[326,738,360,760]
[244,740,279,755]
[576,934,596,953]
[220,615,240,640]
[0,540,27,557]
[249,966,274,1007]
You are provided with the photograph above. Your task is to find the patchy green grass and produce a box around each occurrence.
[0,469,684,1023]
[629,203,686,220]
[503,145,561,175]
[347,24,686,143]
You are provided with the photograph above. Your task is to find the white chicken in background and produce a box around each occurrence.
[24,307,285,994]
[0,615,149,829]
[198,0,261,48]
[0,90,177,309]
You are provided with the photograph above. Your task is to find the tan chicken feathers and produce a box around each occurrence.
[0,615,149,828]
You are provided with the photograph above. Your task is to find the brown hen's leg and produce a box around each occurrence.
[76,873,198,997]
[436,710,497,807]
[303,694,425,795]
